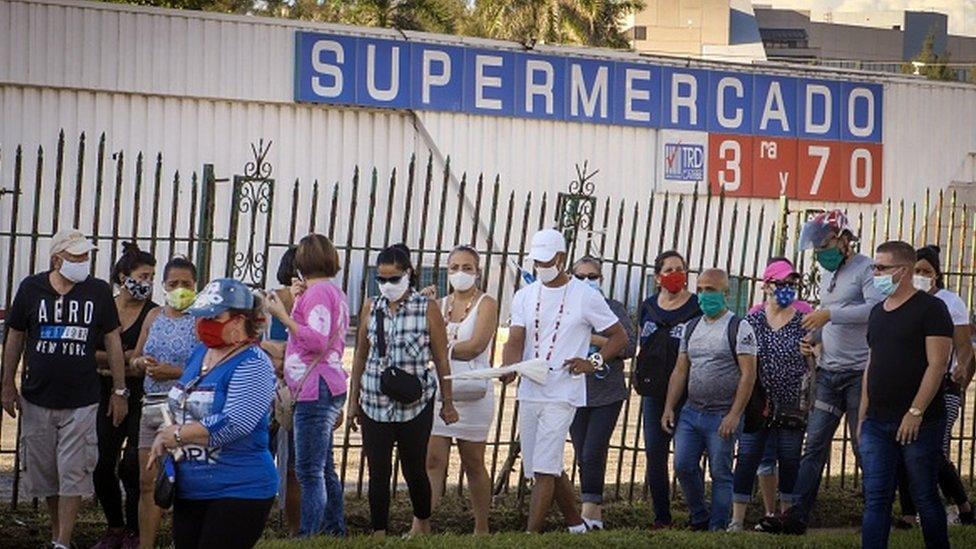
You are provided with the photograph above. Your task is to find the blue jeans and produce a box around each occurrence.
[294,378,347,537]
[756,432,778,476]
[786,369,862,524]
[673,405,740,531]
[860,418,948,549]
[641,396,673,525]
[570,400,623,504]
[732,427,804,504]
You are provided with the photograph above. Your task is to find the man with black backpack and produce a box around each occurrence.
[662,268,758,531]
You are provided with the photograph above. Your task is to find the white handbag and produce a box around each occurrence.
[445,346,489,402]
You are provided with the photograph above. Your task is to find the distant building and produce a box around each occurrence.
[621,2,976,80]
[622,0,766,63]
[754,7,976,78]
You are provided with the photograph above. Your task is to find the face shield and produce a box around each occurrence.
[798,221,838,251]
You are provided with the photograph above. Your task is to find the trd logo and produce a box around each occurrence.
[664,143,704,181]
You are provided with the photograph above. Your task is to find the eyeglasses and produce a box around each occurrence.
[574,274,601,281]
[771,281,799,290]
[871,263,907,273]
[375,274,403,284]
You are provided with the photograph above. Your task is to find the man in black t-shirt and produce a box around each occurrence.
[859,240,953,549]
[1,229,129,549]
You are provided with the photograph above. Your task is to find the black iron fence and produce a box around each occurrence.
[1,131,974,507]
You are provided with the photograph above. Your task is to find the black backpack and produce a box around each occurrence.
[632,302,700,400]
[683,314,767,434]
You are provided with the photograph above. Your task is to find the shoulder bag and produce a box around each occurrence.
[376,306,425,405]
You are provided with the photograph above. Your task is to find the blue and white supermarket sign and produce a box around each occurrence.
[294,31,884,202]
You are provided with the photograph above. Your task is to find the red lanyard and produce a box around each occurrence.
[533,284,569,362]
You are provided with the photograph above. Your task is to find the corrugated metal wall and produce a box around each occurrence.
[3,0,975,202]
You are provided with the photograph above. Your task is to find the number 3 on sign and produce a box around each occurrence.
[719,140,740,191]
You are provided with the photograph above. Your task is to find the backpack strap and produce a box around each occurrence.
[682,315,702,350]
[727,314,740,359]
[375,306,387,360]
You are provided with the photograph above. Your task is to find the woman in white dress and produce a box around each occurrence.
[426,245,498,534]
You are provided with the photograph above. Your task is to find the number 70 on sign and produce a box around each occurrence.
[708,134,883,203]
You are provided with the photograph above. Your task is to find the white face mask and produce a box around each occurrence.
[535,264,561,284]
[378,275,410,301]
[449,271,477,292]
[59,257,90,283]
[912,274,934,292]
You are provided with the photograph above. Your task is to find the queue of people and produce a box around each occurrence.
[1,214,974,548]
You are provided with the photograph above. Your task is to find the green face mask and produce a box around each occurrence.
[698,291,727,318]
[815,246,844,272]
[166,287,197,311]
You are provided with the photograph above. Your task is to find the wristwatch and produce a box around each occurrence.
[113,387,130,399]
[908,407,923,417]
[588,352,605,368]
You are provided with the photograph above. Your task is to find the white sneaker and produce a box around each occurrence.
[727,521,744,532]
[583,518,604,530]
[568,523,588,534]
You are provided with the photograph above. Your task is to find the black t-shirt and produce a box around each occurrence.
[866,291,953,423]
[6,272,121,409]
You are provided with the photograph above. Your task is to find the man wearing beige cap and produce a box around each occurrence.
[502,228,628,533]
[2,228,128,549]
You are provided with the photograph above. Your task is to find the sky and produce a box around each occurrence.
[758,1,976,36]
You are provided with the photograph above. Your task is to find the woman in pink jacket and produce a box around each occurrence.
[267,234,350,537]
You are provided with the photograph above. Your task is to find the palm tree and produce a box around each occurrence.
[464,0,644,49]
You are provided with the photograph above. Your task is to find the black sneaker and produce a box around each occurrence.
[959,509,975,525]
[755,515,784,534]
[688,521,709,531]
[780,515,808,536]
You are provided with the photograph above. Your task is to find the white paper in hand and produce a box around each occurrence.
[447,358,549,385]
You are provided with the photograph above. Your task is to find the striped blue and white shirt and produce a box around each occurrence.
[167,344,278,500]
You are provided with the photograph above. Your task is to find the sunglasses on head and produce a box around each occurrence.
[375,274,404,284]
[574,274,601,281]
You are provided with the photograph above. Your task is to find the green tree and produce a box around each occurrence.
[464,0,644,48]
[901,31,958,82]
[107,0,645,49]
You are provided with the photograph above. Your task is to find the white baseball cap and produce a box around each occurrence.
[528,228,566,262]
[50,229,96,256]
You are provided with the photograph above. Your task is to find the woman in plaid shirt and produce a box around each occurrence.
[348,244,458,538]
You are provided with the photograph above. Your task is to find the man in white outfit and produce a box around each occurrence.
[502,228,628,533]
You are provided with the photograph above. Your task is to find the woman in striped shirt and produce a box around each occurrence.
[151,278,277,549]
[348,244,458,538]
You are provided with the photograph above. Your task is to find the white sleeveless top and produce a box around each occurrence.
[443,294,492,371]
[432,293,495,442]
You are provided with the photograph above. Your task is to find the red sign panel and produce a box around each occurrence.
[751,137,798,198]
[838,143,883,203]
[797,140,844,202]
[708,134,753,197]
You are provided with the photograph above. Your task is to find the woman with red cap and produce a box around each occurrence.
[728,258,813,532]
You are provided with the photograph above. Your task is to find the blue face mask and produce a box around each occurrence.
[773,286,797,308]
[698,291,727,318]
[873,274,897,297]
[584,279,602,292]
